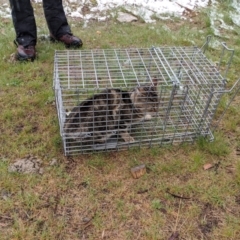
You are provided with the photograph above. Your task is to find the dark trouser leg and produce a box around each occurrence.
[42,0,71,39]
[9,0,37,47]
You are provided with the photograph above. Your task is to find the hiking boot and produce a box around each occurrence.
[50,33,83,48]
[16,45,36,62]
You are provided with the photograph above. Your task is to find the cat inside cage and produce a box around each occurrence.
[63,78,159,146]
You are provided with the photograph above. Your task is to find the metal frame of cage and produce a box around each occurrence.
[53,36,240,155]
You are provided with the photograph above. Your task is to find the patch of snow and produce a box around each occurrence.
[210,0,236,38]
[0,0,209,22]
[231,0,240,27]
[83,0,210,22]
[117,12,138,23]
[71,11,83,18]
[0,4,11,18]
[0,0,240,36]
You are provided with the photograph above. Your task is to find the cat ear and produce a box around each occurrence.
[130,87,140,102]
[152,77,158,86]
[135,87,140,95]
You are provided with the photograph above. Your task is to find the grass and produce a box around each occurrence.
[0,1,240,239]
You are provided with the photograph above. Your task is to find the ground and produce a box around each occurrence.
[0,1,240,240]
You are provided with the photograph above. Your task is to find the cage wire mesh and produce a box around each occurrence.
[53,36,237,155]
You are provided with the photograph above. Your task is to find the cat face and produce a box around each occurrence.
[130,80,159,115]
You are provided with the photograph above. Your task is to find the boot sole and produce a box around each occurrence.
[16,54,35,62]
[65,41,83,48]
[50,37,83,48]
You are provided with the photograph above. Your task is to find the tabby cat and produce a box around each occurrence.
[64,79,159,144]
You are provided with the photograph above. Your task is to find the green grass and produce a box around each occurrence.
[0,1,240,239]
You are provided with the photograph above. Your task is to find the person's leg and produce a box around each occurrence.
[42,0,82,48]
[9,0,37,47]
[42,0,70,38]
[9,0,36,61]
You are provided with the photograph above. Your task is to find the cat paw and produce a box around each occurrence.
[127,137,135,143]
[120,132,135,143]
[144,114,152,120]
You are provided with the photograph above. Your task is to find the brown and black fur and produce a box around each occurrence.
[64,79,159,143]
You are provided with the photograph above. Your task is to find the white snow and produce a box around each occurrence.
[65,0,210,23]
[0,0,239,35]
[231,0,240,27]
[0,0,209,21]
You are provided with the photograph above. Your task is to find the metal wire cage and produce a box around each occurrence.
[53,36,237,155]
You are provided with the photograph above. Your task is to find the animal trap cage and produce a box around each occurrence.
[53,36,238,156]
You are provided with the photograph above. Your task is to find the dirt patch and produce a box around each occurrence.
[198,203,220,237]
[8,155,43,174]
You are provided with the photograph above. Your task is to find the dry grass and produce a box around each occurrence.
[0,2,240,240]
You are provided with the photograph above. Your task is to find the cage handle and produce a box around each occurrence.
[211,78,240,132]
[218,42,234,79]
[200,35,212,53]
[201,35,234,79]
